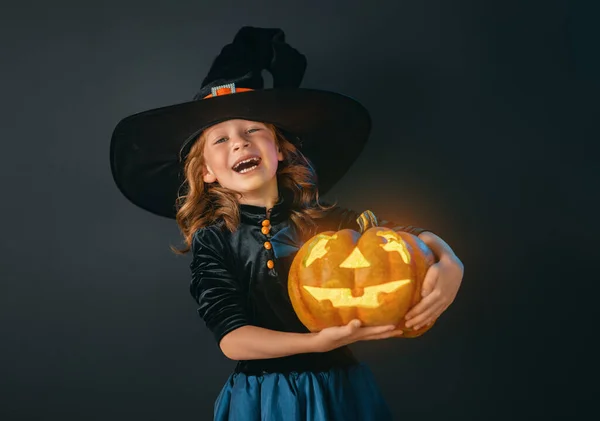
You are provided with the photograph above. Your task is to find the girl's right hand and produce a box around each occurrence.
[312,319,403,353]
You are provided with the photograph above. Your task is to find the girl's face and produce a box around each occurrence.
[202,119,284,202]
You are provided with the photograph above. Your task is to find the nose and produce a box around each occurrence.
[231,134,250,151]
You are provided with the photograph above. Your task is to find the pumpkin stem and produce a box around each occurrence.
[356,210,379,233]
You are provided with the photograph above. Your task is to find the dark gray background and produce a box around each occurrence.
[1,0,596,420]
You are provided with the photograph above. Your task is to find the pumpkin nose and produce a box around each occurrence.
[339,247,370,268]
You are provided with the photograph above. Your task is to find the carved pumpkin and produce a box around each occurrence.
[288,211,436,338]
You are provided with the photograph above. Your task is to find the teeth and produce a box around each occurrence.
[233,157,260,171]
[238,165,258,174]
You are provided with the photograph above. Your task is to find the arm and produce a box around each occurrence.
[418,230,461,263]
[377,218,464,329]
[221,322,404,360]
[220,326,318,360]
[191,227,402,360]
[405,231,464,329]
[190,226,320,360]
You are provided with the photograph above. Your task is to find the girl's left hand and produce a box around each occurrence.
[403,255,464,330]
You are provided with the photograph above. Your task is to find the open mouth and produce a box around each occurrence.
[232,156,262,174]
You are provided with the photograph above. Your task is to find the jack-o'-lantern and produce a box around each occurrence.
[288,211,436,338]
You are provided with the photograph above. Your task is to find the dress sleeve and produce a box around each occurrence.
[319,205,430,237]
[189,226,250,345]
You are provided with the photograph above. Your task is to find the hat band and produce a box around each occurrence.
[203,83,254,99]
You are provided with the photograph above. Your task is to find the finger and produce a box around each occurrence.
[349,325,395,342]
[349,319,361,328]
[356,325,396,337]
[424,310,443,328]
[372,329,404,340]
[333,322,391,341]
[404,289,441,323]
[322,320,363,343]
[426,305,449,327]
[417,313,441,331]
[408,302,446,330]
[361,328,404,341]
[345,319,362,332]
[420,264,439,298]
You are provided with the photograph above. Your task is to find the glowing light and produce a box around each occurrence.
[339,247,371,268]
[303,279,411,308]
[303,234,336,267]
[377,231,410,264]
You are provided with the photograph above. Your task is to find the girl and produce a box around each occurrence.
[110,27,463,421]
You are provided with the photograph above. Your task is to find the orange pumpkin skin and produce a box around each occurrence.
[288,226,436,337]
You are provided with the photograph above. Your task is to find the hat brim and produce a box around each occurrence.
[110,88,371,218]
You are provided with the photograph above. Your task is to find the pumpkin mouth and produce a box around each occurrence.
[302,279,411,309]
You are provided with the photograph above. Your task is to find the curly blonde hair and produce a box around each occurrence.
[172,123,335,254]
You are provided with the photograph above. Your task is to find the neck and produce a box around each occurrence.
[237,182,280,210]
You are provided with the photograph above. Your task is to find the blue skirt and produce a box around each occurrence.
[213,363,394,421]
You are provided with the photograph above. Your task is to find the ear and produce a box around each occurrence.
[203,165,217,183]
[277,147,284,162]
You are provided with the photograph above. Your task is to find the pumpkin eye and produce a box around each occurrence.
[303,234,336,267]
[377,231,411,264]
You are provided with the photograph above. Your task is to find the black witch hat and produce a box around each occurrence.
[110,26,372,218]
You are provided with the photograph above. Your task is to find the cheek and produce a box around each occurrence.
[205,151,229,172]
[264,143,282,163]
[266,152,281,173]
